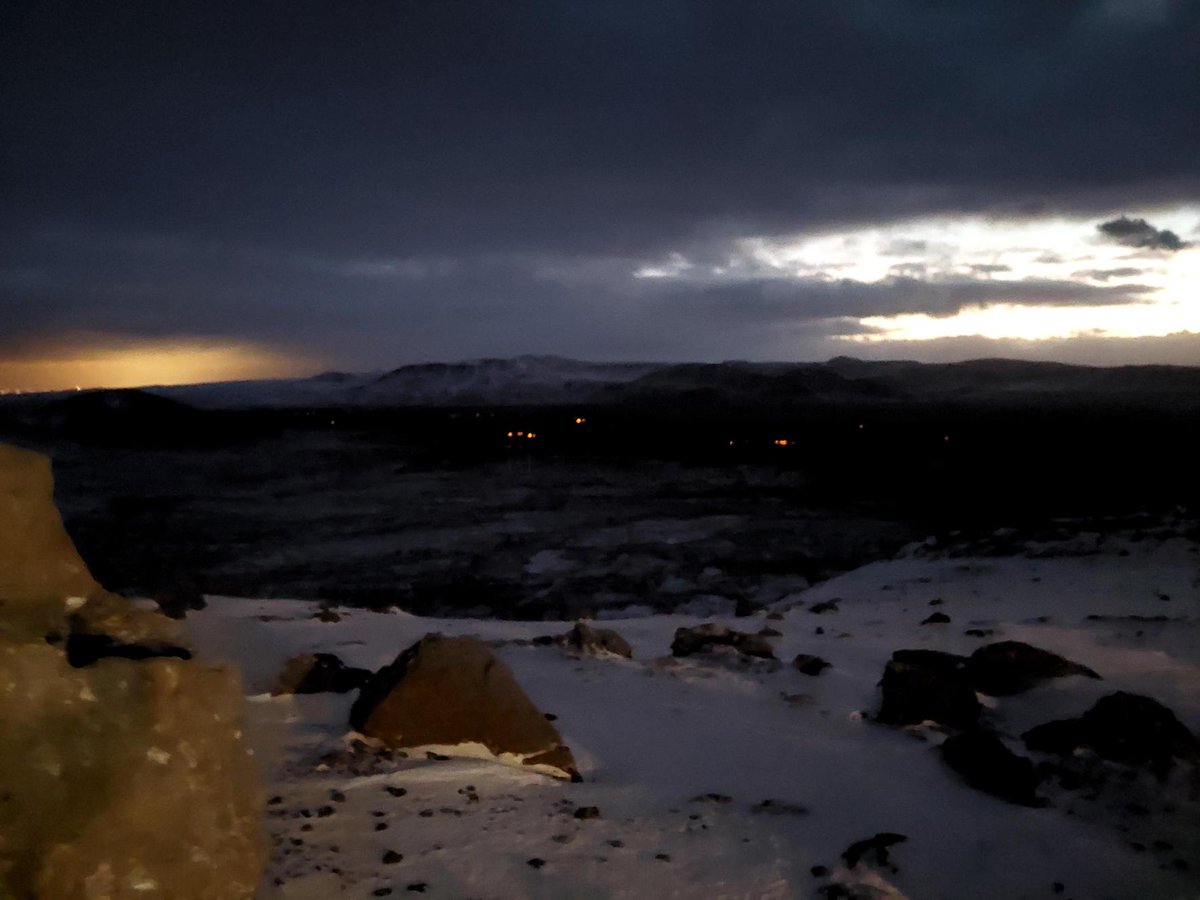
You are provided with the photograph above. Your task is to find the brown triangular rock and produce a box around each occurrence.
[350,634,580,779]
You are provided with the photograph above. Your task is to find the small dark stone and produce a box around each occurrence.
[527,858,546,869]
[385,786,408,797]
[921,612,951,625]
[1052,883,1064,894]
[655,853,671,861]
[425,752,450,761]
[406,884,428,893]
[841,832,907,870]
[418,809,433,818]
[574,806,601,820]
[267,795,283,806]
[373,889,392,897]
[811,865,830,877]
[928,598,943,606]
[608,839,624,848]
[964,629,994,638]
[382,850,404,864]
[793,654,831,676]
[691,793,733,804]
[809,600,839,615]
[330,790,346,802]
[966,641,1099,696]
[374,823,388,832]
[544,713,558,721]
[316,806,335,818]
[300,824,313,832]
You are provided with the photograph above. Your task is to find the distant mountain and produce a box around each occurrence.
[71,355,1200,412]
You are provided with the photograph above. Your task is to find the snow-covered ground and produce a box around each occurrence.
[184,533,1200,899]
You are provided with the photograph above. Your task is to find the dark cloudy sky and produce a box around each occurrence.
[3,0,1198,389]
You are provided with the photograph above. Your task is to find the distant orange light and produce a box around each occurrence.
[516,431,525,437]
[527,432,537,439]
[575,417,586,425]
[507,431,514,438]
[774,439,790,447]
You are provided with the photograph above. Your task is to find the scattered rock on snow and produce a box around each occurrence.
[1023,691,1199,776]
[940,729,1042,806]
[349,633,580,780]
[965,641,1099,696]
[559,621,633,658]
[920,612,951,625]
[875,649,980,729]
[271,652,371,695]
[671,623,776,660]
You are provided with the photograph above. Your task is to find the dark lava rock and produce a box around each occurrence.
[809,600,840,615]
[793,654,831,676]
[671,624,776,660]
[1024,691,1200,776]
[921,612,951,625]
[841,832,907,870]
[406,884,428,893]
[573,806,601,820]
[940,729,1042,806]
[966,641,1099,696]
[527,858,546,869]
[382,850,404,864]
[560,621,633,659]
[876,649,980,729]
[271,653,371,696]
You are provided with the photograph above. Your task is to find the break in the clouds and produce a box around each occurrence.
[2,0,1199,387]
[1097,216,1191,252]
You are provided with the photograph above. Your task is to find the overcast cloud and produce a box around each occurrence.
[2,0,1198,372]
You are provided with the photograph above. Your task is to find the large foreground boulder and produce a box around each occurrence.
[350,634,580,780]
[0,443,265,899]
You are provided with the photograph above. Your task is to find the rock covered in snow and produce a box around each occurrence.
[271,652,371,696]
[0,443,265,899]
[349,634,580,780]
[670,623,776,660]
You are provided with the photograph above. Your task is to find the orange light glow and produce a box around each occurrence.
[574,417,586,424]
[774,439,790,447]
[0,336,320,393]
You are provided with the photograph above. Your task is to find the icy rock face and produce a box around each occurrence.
[0,443,265,899]
[350,634,580,780]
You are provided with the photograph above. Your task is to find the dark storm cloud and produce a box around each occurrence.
[1,0,1197,364]
[1097,217,1191,252]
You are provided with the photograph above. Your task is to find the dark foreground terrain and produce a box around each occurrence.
[2,366,1196,618]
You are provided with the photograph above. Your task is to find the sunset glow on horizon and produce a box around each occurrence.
[0,338,321,394]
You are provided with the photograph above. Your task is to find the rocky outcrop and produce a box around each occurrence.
[965,641,1099,696]
[1023,691,1199,777]
[0,443,265,899]
[349,634,580,780]
[271,652,371,695]
[876,649,980,729]
[670,623,776,660]
[940,729,1042,806]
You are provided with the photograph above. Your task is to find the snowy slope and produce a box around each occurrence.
[184,534,1200,899]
